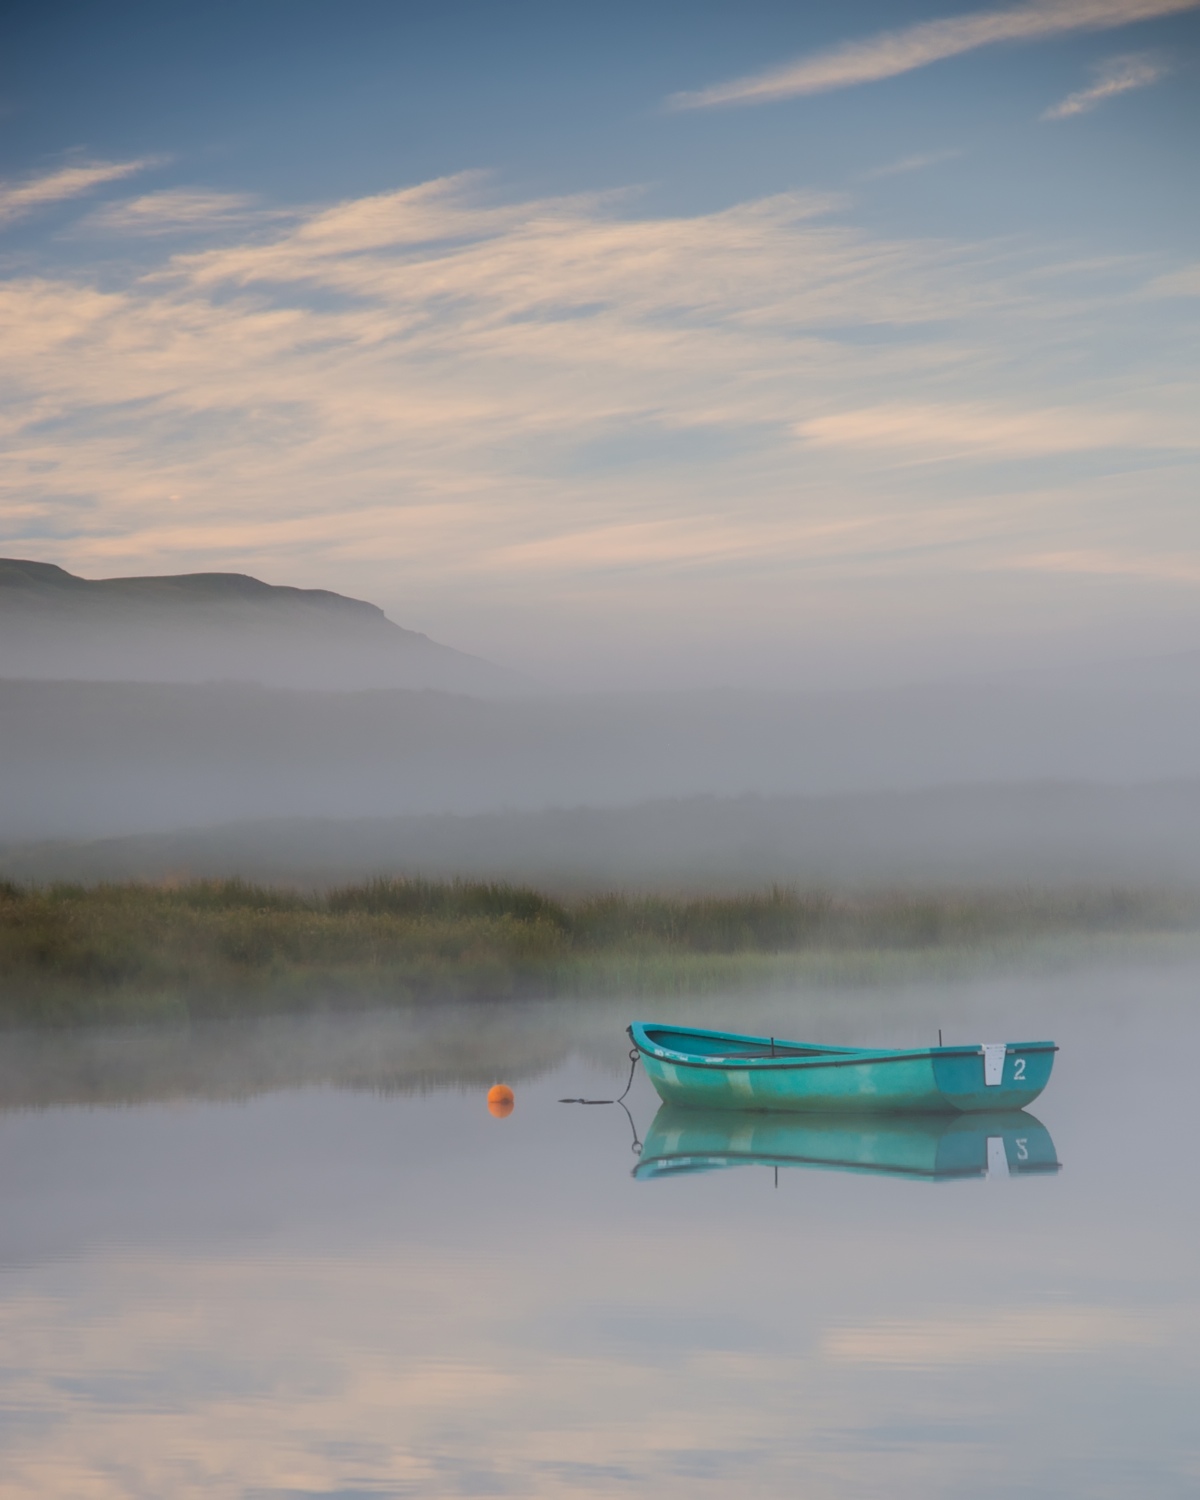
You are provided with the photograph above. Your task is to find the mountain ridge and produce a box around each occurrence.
[0,557,520,695]
[0,558,407,628]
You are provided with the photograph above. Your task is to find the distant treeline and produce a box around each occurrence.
[0,878,1195,1026]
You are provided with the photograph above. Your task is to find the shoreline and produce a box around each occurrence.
[2,877,1198,1028]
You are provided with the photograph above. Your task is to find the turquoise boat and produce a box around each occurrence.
[630,1022,1056,1113]
[634,1104,1060,1183]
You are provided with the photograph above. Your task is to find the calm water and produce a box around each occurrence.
[1,955,1197,1498]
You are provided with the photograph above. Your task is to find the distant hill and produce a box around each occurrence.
[6,670,1200,847]
[9,785,1200,891]
[0,558,521,694]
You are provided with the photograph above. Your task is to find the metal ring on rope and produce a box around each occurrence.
[558,1047,643,1154]
[557,1046,640,1106]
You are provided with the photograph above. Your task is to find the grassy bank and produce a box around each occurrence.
[0,877,1196,1026]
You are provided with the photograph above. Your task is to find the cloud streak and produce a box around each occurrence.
[797,400,1197,458]
[0,158,157,225]
[824,1307,1153,1366]
[1043,51,1167,116]
[0,173,1196,677]
[860,149,965,180]
[669,0,1197,108]
[85,188,268,235]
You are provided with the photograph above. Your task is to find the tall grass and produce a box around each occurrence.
[0,876,1193,1026]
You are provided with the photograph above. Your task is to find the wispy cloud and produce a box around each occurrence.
[797,400,1196,458]
[1043,51,1167,116]
[0,158,157,226]
[669,0,1198,108]
[1142,263,1200,297]
[86,189,268,235]
[1014,549,1200,580]
[824,1307,1153,1366]
[860,149,965,180]
[0,173,1196,664]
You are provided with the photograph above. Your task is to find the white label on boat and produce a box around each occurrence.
[986,1137,1010,1177]
[730,1070,754,1098]
[982,1043,1006,1086]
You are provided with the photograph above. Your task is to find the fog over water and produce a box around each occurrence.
[0,958,1197,1497]
[6,557,1200,892]
[7,655,1200,887]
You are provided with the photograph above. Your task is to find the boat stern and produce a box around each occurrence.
[932,1042,1056,1112]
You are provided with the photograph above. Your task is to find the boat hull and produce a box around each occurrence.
[632,1023,1055,1113]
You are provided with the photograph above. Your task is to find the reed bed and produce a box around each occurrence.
[0,877,1193,1026]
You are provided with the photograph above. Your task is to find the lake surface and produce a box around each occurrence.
[1,953,1197,1497]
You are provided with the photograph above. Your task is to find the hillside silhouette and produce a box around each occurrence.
[0,558,518,694]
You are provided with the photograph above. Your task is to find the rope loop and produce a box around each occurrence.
[558,1046,643,1154]
[558,1046,640,1106]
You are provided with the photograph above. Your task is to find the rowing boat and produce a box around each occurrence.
[634,1104,1060,1182]
[630,1022,1056,1113]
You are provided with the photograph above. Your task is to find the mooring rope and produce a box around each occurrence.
[558,1046,643,1154]
[558,1046,640,1106]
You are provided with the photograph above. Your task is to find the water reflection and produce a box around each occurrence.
[635,1106,1061,1182]
[0,965,1198,1498]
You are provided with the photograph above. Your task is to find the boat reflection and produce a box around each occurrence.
[634,1105,1060,1183]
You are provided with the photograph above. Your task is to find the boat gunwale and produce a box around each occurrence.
[631,1024,1058,1073]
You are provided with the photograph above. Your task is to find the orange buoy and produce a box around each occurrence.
[487,1083,515,1118]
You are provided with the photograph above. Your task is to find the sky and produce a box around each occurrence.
[0,0,1197,688]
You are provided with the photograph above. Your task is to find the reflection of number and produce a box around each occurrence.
[1013,1058,1026,1081]
[1016,1138,1028,1160]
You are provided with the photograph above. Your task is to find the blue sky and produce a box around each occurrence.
[1,0,1197,686]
